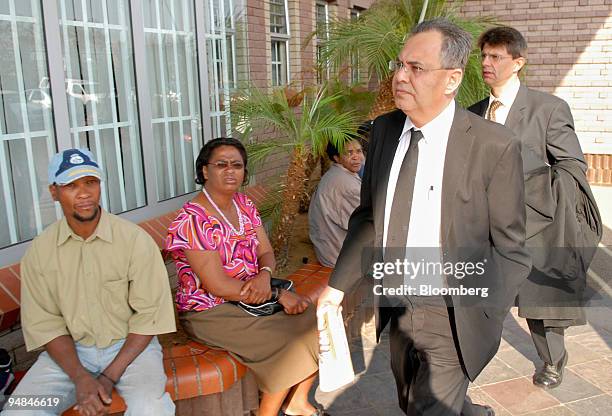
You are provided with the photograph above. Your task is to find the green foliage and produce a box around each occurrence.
[232,85,362,166]
[319,0,496,107]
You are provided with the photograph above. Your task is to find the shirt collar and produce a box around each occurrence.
[56,208,112,246]
[489,77,521,108]
[399,100,456,144]
[332,162,360,178]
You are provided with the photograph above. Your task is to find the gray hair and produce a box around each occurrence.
[411,18,472,70]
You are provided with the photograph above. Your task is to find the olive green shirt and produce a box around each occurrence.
[20,210,176,351]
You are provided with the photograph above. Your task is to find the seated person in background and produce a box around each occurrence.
[164,138,325,416]
[309,139,364,267]
[3,149,176,416]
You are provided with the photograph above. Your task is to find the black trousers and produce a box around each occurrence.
[526,318,566,366]
[388,296,488,416]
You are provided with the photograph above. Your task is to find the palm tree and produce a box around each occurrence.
[232,86,361,268]
[319,0,494,119]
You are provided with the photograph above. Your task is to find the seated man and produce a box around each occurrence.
[2,149,176,416]
[309,139,364,267]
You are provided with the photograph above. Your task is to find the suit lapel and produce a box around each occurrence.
[476,99,488,117]
[504,84,527,130]
[374,110,406,247]
[441,107,474,244]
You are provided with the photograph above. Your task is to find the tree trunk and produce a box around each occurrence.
[298,153,317,213]
[367,75,396,120]
[272,147,309,269]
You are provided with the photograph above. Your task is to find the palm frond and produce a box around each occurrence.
[319,0,496,107]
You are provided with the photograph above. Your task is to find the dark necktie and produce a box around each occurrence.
[384,128,423,264]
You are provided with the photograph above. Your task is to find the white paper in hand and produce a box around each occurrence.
[317,305,355,392]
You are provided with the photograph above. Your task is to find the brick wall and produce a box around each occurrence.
[455,0,612,159]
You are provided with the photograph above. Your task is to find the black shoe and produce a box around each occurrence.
[533,352,568,389]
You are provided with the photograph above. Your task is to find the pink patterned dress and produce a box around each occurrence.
[164,192,263,311]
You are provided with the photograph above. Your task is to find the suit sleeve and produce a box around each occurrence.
[546,99,587,172]
[328,120,379,294]
[487,137,532,308]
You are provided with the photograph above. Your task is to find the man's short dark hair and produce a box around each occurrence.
[478,26,527,59]
[412,18,472,70]
[195,137,249,185]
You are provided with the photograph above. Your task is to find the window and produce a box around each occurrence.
[269,0,289,86]
[58,0,145,213]
[143,0,203,201]
[204,0,238,138]
[315,1,329,83]
[350,8,362,84]
[0,0,59,248]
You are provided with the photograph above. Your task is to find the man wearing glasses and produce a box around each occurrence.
[469,27,593,390]
[318,19,531,416]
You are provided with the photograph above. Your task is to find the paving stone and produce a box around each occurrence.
[314,383,371,412]
[571,331,612,357]
[568,359,612,392]
[565,340,605,366]
[473,357,522,387]
[467,387,513,416]
[481,377,561,415]
[496,346,540,377]
[356,373,399,408]
[350,348,392,376]
[545,369,603,403]
[331,407,379,416]
[524,405,578,415]
[565,394,612,416]
[374,405,407,416]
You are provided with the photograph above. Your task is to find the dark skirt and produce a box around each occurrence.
[180,302,319,393]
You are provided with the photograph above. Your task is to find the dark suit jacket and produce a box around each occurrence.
[468,85,599,323]
[329,105,531,381]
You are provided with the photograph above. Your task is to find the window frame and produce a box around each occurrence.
[269,0,290,86]
[0,0,222,266]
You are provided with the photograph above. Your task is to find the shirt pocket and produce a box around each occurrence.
[102,276,133,322]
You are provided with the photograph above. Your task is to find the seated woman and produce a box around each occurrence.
[165,137,324,416]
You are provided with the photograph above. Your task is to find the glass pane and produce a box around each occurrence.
[144,0,202,201]
[269,0,286,34]
[59,0,145,213]
[0,0,58,249]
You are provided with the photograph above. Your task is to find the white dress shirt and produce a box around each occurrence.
[488,77,521,125]
[383,101,455,291]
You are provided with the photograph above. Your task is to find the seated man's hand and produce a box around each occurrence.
[240,273,272,304]
[74,372,111,416]
[278,290,311,315]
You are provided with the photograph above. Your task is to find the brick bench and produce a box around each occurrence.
[1,184,367,415]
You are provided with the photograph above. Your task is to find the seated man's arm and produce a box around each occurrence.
[21,246,111,414]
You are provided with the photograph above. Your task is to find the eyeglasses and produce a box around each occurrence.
[208,160,244,170]
[480,53,512,63]
[389,60,452,76]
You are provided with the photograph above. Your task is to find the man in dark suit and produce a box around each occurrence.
[468,26,588,390]
[317,19,531,416]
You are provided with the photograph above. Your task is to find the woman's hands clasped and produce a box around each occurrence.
[240,272,272,304]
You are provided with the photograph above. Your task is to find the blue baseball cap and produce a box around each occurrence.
[48,148,104,185]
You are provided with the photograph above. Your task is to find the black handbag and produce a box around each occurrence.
[232,278,294,317]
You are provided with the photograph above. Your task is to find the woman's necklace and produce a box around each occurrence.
[202,187,245,235]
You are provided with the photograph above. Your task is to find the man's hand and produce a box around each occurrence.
[278,290,311,314]
[73,373,112,416]
[240,273,272,304]
[317,286,345,354]
[96,374,114,401]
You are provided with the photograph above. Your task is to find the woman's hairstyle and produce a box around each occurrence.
[195,137,249,186]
